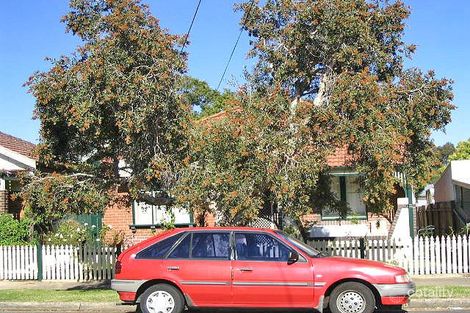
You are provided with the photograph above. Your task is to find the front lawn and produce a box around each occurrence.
[0,285,468,303]
[0,288,118,302]
[412,285,470,299]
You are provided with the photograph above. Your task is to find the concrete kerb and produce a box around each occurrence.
[1,300,470,312]
[406,298,470,310]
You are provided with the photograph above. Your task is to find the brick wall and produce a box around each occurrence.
[103,192,218,247]
[103,193,171,247]
[102,192,141,246]
[0,190,7,214]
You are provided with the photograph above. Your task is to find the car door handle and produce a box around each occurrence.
[167,266,180,271]
[238,267,253,272]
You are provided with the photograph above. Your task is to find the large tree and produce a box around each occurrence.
[436,142,456,165]
[175,0,454,239]
[179,76,236,118]
[25,0,189,225]
[449,139,470,161]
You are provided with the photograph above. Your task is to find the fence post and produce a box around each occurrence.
[359,238,365,259]
[36,243,43,281]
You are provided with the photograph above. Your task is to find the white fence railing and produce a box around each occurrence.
[0,245,118,281]
[310,235,470,275]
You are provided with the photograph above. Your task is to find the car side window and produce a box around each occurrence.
[136,232,184,259]
[191,232,230,259]
[167,233,191,259]
[235,232,291,261]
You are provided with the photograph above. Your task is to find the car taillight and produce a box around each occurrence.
[115,260,122,274]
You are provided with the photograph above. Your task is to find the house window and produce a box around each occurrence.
[457,185,470,211]
[132,201,193,227]
[322,175,367,220]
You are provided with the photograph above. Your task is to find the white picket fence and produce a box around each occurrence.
[310,235,470,275]
[2,236,470,279]
[0,245,118,281]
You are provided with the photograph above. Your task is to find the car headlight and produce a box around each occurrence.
[395,274,411,283]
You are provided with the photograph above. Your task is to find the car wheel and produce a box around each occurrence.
[329,282,376,313]
[140,284,185,313]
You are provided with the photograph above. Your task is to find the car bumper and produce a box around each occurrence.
[374,282,416,305]
[111,279,147,302]
[374,282,416,297]
[111,279,145,292]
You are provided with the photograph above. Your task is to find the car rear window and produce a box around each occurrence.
[136,232,184,259]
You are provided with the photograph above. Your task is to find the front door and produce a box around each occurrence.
[160,231,232,306]
[231,231,315,308]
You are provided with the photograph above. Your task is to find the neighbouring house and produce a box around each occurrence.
[0,131,36,219]
[416,184,434,207]
[433,160,470,228]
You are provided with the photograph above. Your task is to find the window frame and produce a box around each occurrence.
[135,232,186,260]
[166,232,192,259]
[321,173,368,221]
[190,231,232,260]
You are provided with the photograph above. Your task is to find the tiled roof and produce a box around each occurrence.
[197,108,242,124]
[201,109,355,168]
[326,146,354,167]
[0,131,36,158]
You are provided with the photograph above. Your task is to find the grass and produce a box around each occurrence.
[0,285,469,302]
[0,288,119,302]
[411,285,470,299]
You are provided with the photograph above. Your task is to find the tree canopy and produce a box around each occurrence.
[175,0,455,237]
[25,0,455,239]
[436,142,456,165]
[179,76,236,118]
[26,0,189,211]
[449,139,470,161]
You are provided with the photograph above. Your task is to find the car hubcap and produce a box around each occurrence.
[336,290,366,313]
[146,290,175,313]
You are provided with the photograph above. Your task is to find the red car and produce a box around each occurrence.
[111,227,415,313]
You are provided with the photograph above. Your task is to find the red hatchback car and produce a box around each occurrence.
[111,227,415,313]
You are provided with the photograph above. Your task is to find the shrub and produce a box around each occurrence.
[100,224,124,247]
[0,214,31,245]
[43,219,93,245]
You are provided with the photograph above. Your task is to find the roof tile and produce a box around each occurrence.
[0,131,36,158]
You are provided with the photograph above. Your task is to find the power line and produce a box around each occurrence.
[180,0,203,53]
[216,0,256,91]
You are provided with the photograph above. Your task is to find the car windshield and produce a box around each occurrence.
[275,231,322,258]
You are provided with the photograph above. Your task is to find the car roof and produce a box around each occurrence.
[172,226,277,233]
[119,227,280,257]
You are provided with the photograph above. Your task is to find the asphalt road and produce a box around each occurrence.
[0,308,470,313]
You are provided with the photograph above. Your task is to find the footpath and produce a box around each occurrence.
[0,274,469,312]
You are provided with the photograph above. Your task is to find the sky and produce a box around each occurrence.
[0,0,468,146]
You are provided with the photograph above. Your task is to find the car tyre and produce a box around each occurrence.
[329,282,376,313]
[140,283,185,313]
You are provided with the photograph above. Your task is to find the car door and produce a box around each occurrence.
[231,231,315,308]
[159,231,232,306]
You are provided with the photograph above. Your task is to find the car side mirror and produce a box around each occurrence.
[287,250,299,265]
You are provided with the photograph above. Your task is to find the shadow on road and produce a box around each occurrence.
[123,308,408,313]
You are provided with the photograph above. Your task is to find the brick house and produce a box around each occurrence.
[0,131,36,219]
[104,141,414,246]
[104,107,416,245]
